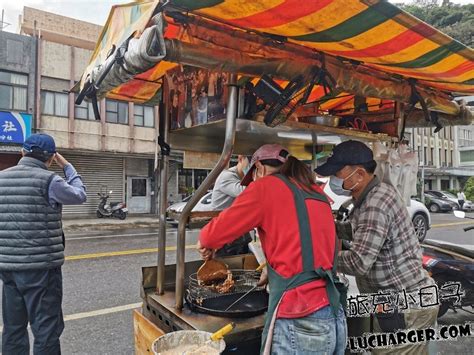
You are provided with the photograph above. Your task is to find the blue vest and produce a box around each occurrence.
[0,157,64,271]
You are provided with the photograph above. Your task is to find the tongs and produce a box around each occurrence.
[197,259,229,285]
[223,263,266,311]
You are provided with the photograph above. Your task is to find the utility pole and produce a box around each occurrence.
[0,10,11,31]
[420,128,425,204]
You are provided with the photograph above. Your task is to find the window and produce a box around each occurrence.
[441,180,450,190]
[131,178,147,197]
[460,150,474,164]
[134,104,154,127]
[0,70,27,111]
[75,96,98,120]
[178,166,193,195]
[41,91,68,117]
[106,100,128,124]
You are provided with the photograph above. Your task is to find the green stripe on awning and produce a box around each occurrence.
[171,0,224,11]
[386,41,467,69]
[289,2,401,43]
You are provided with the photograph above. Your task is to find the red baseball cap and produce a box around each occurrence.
[241,144,289,186]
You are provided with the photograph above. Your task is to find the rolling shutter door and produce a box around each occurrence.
[51,154,124,216]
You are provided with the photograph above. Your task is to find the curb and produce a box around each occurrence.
[63,221,160,233]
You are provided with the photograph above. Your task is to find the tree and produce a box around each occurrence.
[398,2,474,47]
[463,177,474,201]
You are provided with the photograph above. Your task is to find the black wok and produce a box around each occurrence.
[185,289,268,318]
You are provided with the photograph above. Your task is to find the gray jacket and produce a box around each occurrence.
[0,157,64,271]
[211,166,245,210]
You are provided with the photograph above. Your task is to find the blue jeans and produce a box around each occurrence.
[0,267,64,355]
[271,305,347,355]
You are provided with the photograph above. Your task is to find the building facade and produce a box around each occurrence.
[0,7,207,216]
[0,30,36,170]
[457,97,474,174]
[406,122,474,192]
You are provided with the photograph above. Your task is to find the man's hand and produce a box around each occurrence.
[257,266,268,287]
[197,240,215,261]
[335,220,353,241]
[54,153,69,169]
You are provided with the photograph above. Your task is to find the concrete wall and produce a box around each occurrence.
[42,41,71,80]
[126,158,149,177]
[40,116,69,148]
[74,47,92,82]
[21,7,101,50]
[134,126,156,153]
[0,31,36,117]
[39,38,158,156]
[74,120,102,151]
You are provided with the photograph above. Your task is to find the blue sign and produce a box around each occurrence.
[0,111,32,144]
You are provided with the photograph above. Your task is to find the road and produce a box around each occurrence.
[0,213,471,354]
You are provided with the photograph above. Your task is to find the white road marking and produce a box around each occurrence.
[67,232,158,241]
[66,229,195,241]
[0,302,143,332]
[63,302,142,321]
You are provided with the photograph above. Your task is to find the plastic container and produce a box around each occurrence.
[152,330,226,355]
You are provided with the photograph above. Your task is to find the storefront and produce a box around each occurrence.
[0,111,32,170]
[51,153,125,217]
[125,157,154,214]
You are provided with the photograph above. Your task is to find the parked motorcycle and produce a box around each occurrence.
[421,210,474,318]
[96,190,128,220]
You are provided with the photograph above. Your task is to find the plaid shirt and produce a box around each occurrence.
[338,177,432,293]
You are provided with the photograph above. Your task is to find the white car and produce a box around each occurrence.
[426,190,474,212]
[166,192,213,224]
[320,179,431,242]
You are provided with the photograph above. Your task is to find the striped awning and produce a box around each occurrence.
[82,0,473,110]
[171,0,473,94]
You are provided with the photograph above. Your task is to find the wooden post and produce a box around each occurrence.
[133,309,165,355]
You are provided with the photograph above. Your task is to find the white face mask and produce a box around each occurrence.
[243,165,251,175]
[329,169,361,196]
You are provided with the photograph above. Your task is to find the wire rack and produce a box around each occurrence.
[187,269,264,300]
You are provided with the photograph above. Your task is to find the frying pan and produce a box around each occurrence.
[185,289,268,318]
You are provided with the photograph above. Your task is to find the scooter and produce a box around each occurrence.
[96,190,128,220]
[421,210,474,318]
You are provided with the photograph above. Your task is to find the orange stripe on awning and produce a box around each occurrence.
[327,23,436,59]
[228,0,334,29]
[370,60,474,81]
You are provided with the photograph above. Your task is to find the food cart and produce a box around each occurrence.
[76,0,474,353]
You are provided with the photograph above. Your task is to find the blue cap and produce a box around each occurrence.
[23,133,56,156]
[314,140,374,176]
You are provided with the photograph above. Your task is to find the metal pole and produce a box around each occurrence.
[420,128,425,204]
[311,132,318,172]
[175,74,238,310]
[157,78,170,294]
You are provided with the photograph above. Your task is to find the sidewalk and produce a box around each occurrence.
[62,215,160,233]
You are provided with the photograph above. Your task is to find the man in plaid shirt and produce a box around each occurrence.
[316,140,438,355]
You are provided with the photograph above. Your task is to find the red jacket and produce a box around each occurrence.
[200,175,336,318]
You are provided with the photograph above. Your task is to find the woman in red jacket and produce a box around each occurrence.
[198,144,347,355]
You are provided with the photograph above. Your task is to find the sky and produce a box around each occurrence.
[0,0,472,32]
